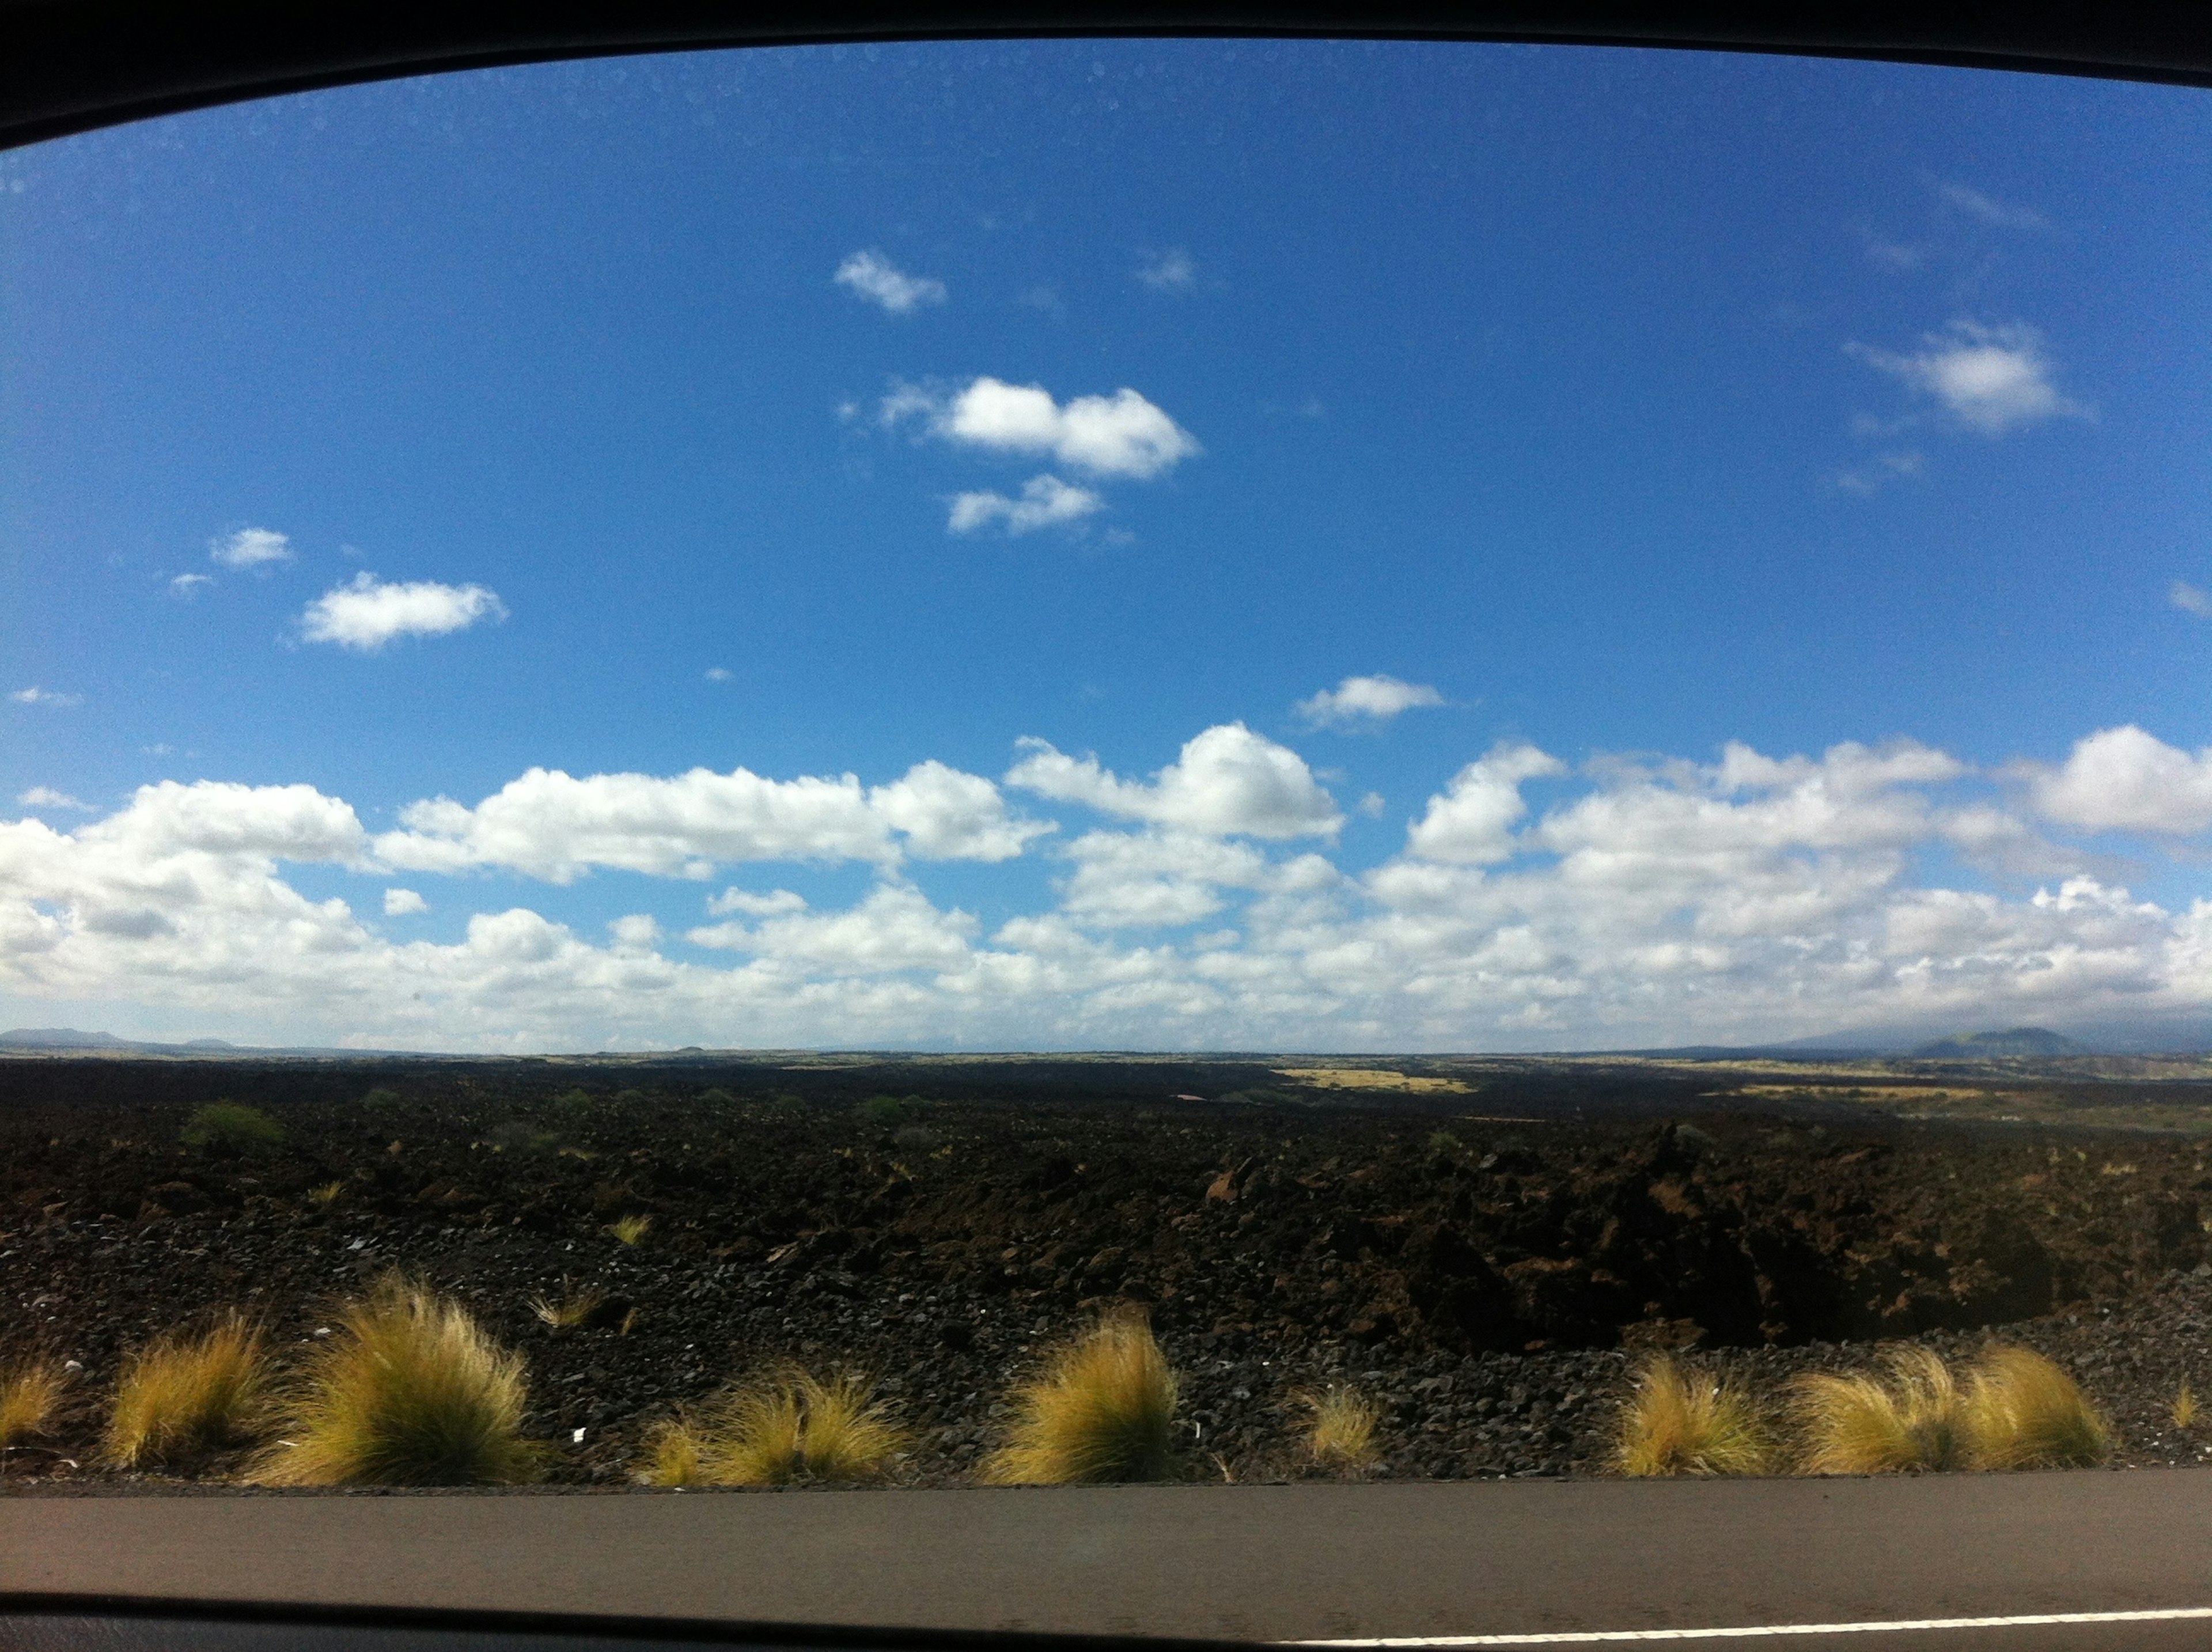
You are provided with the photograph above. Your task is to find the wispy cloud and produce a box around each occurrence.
[1851,321,2087,435]
[10,686,82,707]
[704,666,734,683]
[300,574,507,651]
[947,474,1103,535]
[17,786,91,812]
[1296,674,1446,728]
[1934,180,2047,230]
[169,573,214,598]
[2173,581,2212,619]
[210,527,293,569]
[834,250,947,315]
[1136,248,1196,291]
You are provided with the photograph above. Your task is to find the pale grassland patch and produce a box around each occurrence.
[1275,1068,1471,1094]
[1298,1383,1381,1472]
[982,1312,1181,1484]
[107,1316,267,1467]
[252,1276,542,1486]
[605,1214,652,1245]
[0,1359,67,1452]
[637,1368,905,1486]
[1613,1354,1771,1476]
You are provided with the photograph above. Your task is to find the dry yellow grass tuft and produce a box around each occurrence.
[307,1181,345,1207]
[2175,1382,2198,1431]
[1297,1384,1381,1472]
[529,1286,604,1330]
[1613,1354,1771,1476]
[982,1312,1181,1484]
[1794,1347,1971,1475]
[1965,1346,2113,1469]
[252,1276,543,1486]
[0,1359,68,1453]
[107,1317,268,1467]
[605,1214,652,1245]
[636,1368,906,1486]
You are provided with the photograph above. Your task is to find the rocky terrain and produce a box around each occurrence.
[5,1053,2212,1487]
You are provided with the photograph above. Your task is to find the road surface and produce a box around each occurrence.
[4,1472,2211,1649]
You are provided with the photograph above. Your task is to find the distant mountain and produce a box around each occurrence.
[1910,1026,2091,1059]
[0,1027,139,1049]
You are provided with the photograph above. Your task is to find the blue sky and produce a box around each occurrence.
[4,40,2211,1051]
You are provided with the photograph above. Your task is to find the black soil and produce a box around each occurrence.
[6,1056,2212,1487]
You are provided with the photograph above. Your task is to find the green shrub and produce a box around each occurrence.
[361,1087,402,1110]
[181,1101,285,1152]
[859,1094,916,1127]
[552,1088,595,1116]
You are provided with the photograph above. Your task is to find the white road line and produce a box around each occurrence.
[1288,1606,2212,1645]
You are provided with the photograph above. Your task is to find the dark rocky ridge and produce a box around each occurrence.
[3,1058,2211,1486]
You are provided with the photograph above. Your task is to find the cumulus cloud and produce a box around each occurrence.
[169,573,214,598]
[300,574,507,651]
[834,250,947,315]
[210,527,291,569]
[2172,581,2212,619]
[1297,675,1446,728]
[885,377,1199,480]
[10,687,82,708]
[689,883,977,973]
[1405,744,1567,864]
[1007,723,1342,839]
[373,758,1048,883]
[1852,321,2086,435]
[17,787,90,813]
[706,887,807,918]
[384,888,428,916]
[947,474,1103,535]
[2024,726,2212,836]
[1136,248,1196,291]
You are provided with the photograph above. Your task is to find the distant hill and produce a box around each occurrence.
[0,1027,139,1049]
[1910,1026,2091,1059]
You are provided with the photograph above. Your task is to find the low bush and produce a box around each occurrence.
[1297,1383,1381,1472]
[1613,1354,1771,1476]
[859,1094,916,1127]
[107,1316,267,1467]
[982,1311,1181,1484]
[252,1276,542,1486]
[0,1359,67,1453]
[180,1101,284,1152]
[639,1368,905,1486]
[1965,1346,2112,1469]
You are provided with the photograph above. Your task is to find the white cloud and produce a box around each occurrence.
[1852,321,2086,435]
[2172,581,2212,619]
[300,574,507,651]
[609,913,662,950]
[689,882,976,973]
[704,666,734,683]
[1008,723,1342,840]
[373,758,1048,883]
[10,687,82,708]
[169,573,214,598]
[2025,726,2212,836]
[1136,248,1195,291]
[887,377,1199,480]
[210,528,292,570]
[947,474,1103,535]
[1405,744,1567,864]
[1297,675,1446,728]
[17,787,90,813]
[1934,181,2047,230]
[834,251,947,315]
[706,886,807,918]
[384,888,428,916]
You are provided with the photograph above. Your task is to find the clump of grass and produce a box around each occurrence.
[0,1359,68,1452]
[529,1286,604,1331]
[251,1277,543,1486]
[1965,1346,2113,1469]
[107,1317,267,1467]
[180,1100,284,1152]
[2175,1382,2198,1431]
[307,1181,344,1207]
[1297,1383,1381,1472]
[1794,1347,1974,1474]
[1613,1354,1771,1477]
[637,1369,906,1487]
[605,1214,652,1245]
[981,1312,1181,1484]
